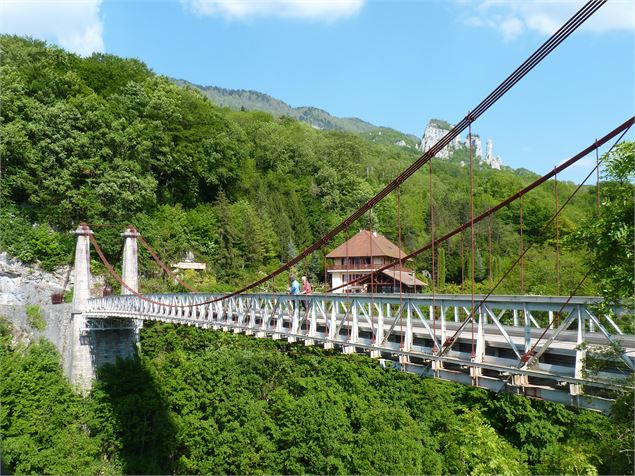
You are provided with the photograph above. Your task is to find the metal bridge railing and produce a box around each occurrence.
[84,293,634,413]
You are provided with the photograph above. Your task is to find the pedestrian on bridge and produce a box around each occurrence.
[301,276,312,312]
[289,276,300,312]
[289,276,300,295]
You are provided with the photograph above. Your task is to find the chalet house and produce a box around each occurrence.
[325,230,425,293]
[172,251,206,272]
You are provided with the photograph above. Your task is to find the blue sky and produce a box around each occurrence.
[2,0,634,182]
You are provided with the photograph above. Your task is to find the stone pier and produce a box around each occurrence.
[70,223,94,393]
[69,224,139,394]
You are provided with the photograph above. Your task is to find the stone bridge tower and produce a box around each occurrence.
[69,224,140,394]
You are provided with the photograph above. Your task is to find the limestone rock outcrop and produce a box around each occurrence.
[418,119,503,170]
[0,253,70,305]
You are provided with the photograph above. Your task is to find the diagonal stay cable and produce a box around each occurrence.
[91,0,608,308]
[195,0,607,303]
[327,117,634,294]
[437,123,632,356]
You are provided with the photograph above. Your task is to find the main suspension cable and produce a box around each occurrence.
[173,1,606,303]
[555,168,561,296]
[327,117,633,294]
[439,127,630,356]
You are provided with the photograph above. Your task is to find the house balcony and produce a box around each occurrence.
[326,263,411,272]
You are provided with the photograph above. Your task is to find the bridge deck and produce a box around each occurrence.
[84,293,634,413]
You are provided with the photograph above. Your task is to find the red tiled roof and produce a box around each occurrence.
[326,229,408,259]
[381,269,426,287]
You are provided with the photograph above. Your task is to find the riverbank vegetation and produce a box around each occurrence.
[1,319,633,475]
[1,35,633,475]
[0,35,616,298]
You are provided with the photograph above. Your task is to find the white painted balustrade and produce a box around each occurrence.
[85,292,634,413]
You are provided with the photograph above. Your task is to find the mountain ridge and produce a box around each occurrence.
[173,78,420,147]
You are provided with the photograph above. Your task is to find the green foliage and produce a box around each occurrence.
[535,444,599,475]
[0,35,604,295]
[442,410,529,475]
[568,142,634,308]
[0,331,120,474]
[437,246,446,287]
[25,304,46,331]
[0,33,631,476]
[178,79,380,134]
[1,321,632,475]
[0,207,72,271]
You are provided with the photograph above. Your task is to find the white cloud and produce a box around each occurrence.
[460,0,635,39]
[500,16,524,40]
[182,0,365,21]
[0,0,104,56]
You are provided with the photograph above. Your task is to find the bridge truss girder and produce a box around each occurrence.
[85,293,634,413]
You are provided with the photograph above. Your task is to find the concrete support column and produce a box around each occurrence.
[121,225,140,295]
[72,223,93,314]
[121,225,143,343]
[70,223,94,394]
[571,308,585,396]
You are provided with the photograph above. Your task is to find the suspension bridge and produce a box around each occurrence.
[62,0,633,412]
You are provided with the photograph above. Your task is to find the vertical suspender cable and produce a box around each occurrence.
[488,214,493,281]
[555,168,560,297]
[554,168,561,325]
[596,140,601,209]
[469,121,476,358]
[368,210,375,342]
[346,226,351,340]
[429,161,437,351]
[460,233,465,293]
[345,226,350,291]
[397,186,404,350]
[368,211,374,295]
[323,254,327,289]
[520,196,525,294]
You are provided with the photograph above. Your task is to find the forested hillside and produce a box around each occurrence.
[1,35,634,476]
[0,35,603,298]
[173,79,419,148]
[1,319,633,475]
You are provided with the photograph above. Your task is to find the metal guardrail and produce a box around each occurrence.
[85,293,634,412]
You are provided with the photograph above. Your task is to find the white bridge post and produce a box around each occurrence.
[571,307,585,396]
[121,225,142,344]
[70,223,94,394]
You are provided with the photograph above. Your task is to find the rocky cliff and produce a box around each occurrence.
[0,252,71,305]
[418,119,502,169]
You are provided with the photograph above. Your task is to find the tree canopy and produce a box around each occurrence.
[0,35,610,300]
[1,319,633,475]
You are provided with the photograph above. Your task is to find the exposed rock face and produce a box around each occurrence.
[0,253,107,306]
[419,119,456,159]
[485,138,502,170]
[467,134,483,159]
[418,119,503,169]
[0,253,71,305]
